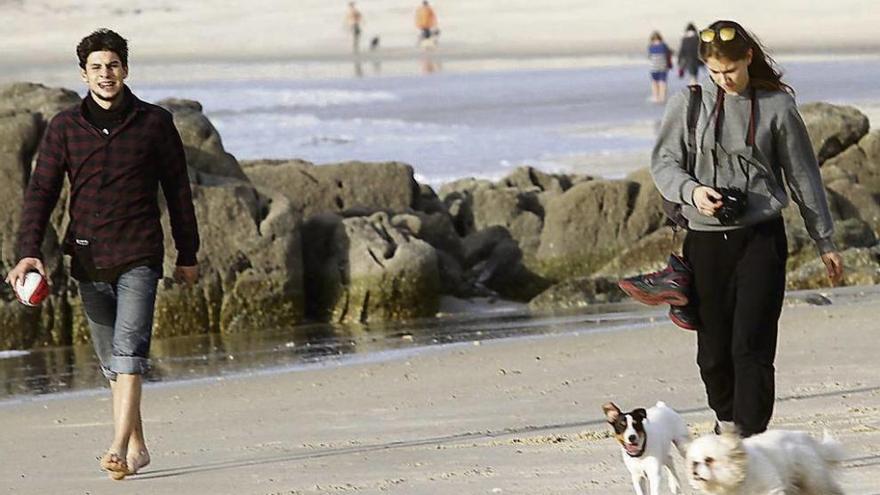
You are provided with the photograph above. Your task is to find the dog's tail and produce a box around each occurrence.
[818,429,846,467]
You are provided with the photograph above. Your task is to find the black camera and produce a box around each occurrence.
[714,187,748,225]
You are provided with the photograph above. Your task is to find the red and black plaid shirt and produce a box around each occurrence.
[17,89,199,268]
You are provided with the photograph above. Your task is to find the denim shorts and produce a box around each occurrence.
[78,265,161,380]
[651,70,668,82]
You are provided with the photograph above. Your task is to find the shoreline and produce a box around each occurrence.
[2,285,876,404]
[0,284,877,493]
[4,50,880,86]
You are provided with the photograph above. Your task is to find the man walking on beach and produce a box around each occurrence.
[415,0,439,50]
[4,29,199,480]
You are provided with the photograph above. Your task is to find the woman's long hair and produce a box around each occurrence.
[698,20,793,95]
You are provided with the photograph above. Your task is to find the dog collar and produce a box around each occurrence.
[625,437,647,458]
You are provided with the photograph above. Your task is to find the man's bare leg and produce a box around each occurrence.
[101,373,143,479]
[127,405,150,473]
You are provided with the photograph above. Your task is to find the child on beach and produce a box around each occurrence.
[649,20,843,437]
[648,31,673,103]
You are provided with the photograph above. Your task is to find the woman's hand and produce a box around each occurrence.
[821,251,844,286]
[693,186,724,217]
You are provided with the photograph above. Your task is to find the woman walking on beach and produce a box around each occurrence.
[648,31,672,103]
[677,22,703,85]
[650,20,843,437]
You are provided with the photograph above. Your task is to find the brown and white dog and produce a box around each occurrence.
[603,401,691,495]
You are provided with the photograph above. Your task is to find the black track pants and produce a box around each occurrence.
[684,217,788,436]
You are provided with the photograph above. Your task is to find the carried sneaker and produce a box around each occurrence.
[669,303,700,331]
[618,254,692,307]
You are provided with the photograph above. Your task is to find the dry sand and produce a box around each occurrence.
[1,288,878,494]
[1,0,878,68]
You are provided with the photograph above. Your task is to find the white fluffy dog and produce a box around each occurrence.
[686,429,845,495]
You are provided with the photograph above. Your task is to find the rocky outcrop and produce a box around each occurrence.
[460,226,551,301]
[800,102,870,164]
[528,276,625,311]
[788,246,880,290]
[303,212,441,323]
[536,179,664,279]
[158,98,249,183]
[5,83,880,351]
[159,182,306,335]
[244,160,419,218]
[0,84,79,350]
[0,82,79,120]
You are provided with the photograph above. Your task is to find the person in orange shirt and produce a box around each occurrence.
[346,2,364,53]
[415,1,438,49]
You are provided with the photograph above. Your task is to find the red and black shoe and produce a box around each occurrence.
[669,303,700,331]
[618,254,693,307]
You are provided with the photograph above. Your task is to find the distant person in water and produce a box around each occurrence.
[346,1,364,53]
[415,0,439,50]
[678,22,703,85]
[648,31,673,103]
[5,29,199,480]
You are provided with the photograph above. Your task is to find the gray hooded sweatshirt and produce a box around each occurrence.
[651,83,835,254]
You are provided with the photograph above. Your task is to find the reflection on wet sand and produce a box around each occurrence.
[0,302,653,400]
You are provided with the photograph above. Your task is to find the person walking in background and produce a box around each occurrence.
[415,0,439,50]
[678,22,703,85]
[650,20,843,437]
[4,29,200,479]
[648,31,672,103]
[346,1,364,53]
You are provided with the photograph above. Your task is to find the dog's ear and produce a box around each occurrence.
[631,408,647,422]
[602,402,621,423]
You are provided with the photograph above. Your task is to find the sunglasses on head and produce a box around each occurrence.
[700,26,737,43]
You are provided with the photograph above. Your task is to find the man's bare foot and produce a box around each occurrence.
[127,448,150,474]
[100,451,129,480]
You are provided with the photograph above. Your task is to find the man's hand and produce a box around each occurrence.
[821,251,844,286]
[174,264,199,286]
[4,258,46,289]
[693,186,724,217]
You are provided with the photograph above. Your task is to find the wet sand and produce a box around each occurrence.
[1,288,877,493]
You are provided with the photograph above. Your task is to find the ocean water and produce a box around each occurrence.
[123,55,880,186]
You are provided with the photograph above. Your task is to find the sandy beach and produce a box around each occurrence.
[1,287,877,494]
[1,0,878,68]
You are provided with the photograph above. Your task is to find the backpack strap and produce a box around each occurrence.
[685,84,702,175]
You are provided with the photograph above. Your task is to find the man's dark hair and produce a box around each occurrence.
[76,29,129,69]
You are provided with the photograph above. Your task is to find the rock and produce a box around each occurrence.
[528,277,625,311]
[594,227,683,278]
[624,167,668,240]
[392,212,464,262]
[245,160,420,218]
[536,179,661,279]
[152,280,213,339]
[471,187,545,260]
[461,227,551,301]
[412,183,447,214]
[499,165,586,193]
[304,212,441,323]
[435,250,467,296]
[785,215,877,272]
[860,130,880,167]
[787,246,880,290]
[825,179,880,235]
[157,98,249,182]
[823,144,880,192]
[0,82,79,121]
[159,182,306,335]
[800,102,869,164]
[0,106,70,350]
